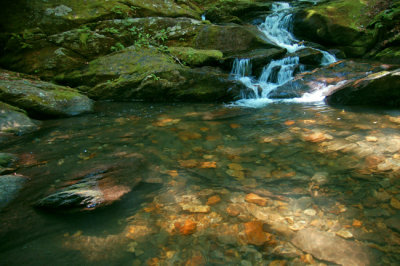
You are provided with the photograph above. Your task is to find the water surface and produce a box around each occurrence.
[1,102,400,265]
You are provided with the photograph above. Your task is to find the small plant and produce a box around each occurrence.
[111,42,125,52]
[150,74,160,81]
[111,5,124,15]
[10,32,33,50]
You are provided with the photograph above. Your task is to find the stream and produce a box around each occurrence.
[1,102,400,265]
[1,2,400,266]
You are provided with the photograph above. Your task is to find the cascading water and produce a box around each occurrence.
[258,2,303,53]
[232,2,337,107]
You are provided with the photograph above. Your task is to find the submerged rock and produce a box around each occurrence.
[35,156,146,210]
[0,69,93,118]
[325,68,400,107]
[0,174,28,210]
[292,228,373,265]
[0,101,39,137]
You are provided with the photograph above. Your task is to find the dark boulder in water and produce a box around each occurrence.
[325,68,400,107]
[35,155,147,211]
[268,60,397,100]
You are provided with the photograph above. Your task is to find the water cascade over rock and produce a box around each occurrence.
[231,2,337,107]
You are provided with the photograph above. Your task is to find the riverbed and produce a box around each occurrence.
[1,101,400,265]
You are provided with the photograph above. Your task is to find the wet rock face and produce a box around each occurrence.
[0,69,93,118]
[268,60,396,100]
[325,68,400,107]
[291,228,374,265]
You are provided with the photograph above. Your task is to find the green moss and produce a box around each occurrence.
[307,0,370,31]
[168,46,223,66]
[376,47,400,57]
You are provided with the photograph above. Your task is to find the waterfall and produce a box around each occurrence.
[258,2,303,53]
[231,2,337,107]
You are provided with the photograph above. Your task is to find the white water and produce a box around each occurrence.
[231,2,337,107]
[258,2,303,53]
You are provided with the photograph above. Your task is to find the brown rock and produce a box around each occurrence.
[178,220,197,235]
[207,195,221,205]
[303,132,333,143]
[226,204,241,217]
[181,204,211,213]
[243,221,270,246]
[245,193,268,206]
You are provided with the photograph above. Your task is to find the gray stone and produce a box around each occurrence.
[292,228,373,265]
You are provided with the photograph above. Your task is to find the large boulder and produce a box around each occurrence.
[366,4,400,63]
[0,102,39,138]
[268,60,396,99]
[0,69,93,118]
[325,68,400,107]
[293,0,377,57]
[193,24,277,55]
[59,47,247,102]
[204,0,272,24]
[0,45,87,80]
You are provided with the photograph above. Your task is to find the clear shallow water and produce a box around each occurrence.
[1,102,400,265]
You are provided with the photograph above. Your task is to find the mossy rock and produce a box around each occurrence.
[0,45,86,80]
[59,47,247,102]
[204,0,272,24]
[293,0,376,57]
[168,46,223,66]
[48,28,116,59]
[0,69,93,118]
[372,47,400,64]
[193,24,278,55]
[0,0,201,36]
[60,46,179,87]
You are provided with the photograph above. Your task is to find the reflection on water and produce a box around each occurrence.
[1,102,400,265]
